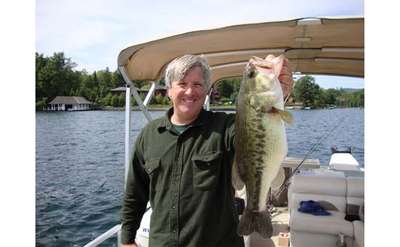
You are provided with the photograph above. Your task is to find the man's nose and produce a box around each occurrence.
[184,85,195,94]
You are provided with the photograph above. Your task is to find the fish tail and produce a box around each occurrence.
[237,209,273,238]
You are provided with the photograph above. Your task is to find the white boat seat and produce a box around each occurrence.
[290,210,353,236]
[289,169,346,196]
[290,210,354,247]
[288,169,346,211]
[288,169,364,247]
[289,193,346,213]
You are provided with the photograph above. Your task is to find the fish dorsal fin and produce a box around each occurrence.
[269,107,294,124]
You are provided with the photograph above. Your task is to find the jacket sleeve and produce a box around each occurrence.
[225,113,236,157]
[120,131,149,244]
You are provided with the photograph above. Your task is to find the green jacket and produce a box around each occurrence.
[121,108,244,247]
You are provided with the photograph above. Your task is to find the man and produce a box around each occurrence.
[121,54,293,247]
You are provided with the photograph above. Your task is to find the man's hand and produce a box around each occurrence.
[122,243,138,247]
[277,57,293,99]
[249,55,293,99]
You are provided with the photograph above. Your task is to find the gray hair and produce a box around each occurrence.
[164,54,211,90]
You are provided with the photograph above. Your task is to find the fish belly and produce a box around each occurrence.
[241,110,286,212]
[235,107,287,238]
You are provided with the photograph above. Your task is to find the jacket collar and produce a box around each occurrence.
[157,107,207,133]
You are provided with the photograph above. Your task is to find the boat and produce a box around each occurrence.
[83,16,364,247]
[133,151,364,247]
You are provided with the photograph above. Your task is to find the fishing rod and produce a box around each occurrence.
[272,111,349,200]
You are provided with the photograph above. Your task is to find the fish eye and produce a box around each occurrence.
[247,69,255,78]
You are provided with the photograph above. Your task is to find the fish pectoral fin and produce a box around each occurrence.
[279,110,294,124]
[269,107,294,124]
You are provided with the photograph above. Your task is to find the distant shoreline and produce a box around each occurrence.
[97,105,363,111]
[100,105,237,111]
[38,105,364,112]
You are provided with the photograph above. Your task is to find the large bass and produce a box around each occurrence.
[234,55,293,238]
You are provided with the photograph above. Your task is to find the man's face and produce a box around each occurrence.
[168,66,207,124]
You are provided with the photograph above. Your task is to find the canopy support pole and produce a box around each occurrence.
[124,85,131,189]
[119,66,154,191]
[143,81,157,106]
[119,66,153,122]
[204,95,210,111]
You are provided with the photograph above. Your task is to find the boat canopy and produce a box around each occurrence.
[117,17,364,85]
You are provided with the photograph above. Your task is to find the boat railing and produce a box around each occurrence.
[83,224,121,247]
[83,67,144,247]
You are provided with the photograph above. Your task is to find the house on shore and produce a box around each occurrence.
[47,96,93,111]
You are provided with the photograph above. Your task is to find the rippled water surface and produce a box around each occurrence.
[36,108,364,246]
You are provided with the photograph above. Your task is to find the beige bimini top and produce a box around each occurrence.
[117,17,364,85]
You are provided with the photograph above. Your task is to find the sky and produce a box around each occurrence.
[36,0,364,89]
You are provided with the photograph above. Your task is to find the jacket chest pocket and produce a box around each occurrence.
[144,159,161,191]
[192,151,222,191]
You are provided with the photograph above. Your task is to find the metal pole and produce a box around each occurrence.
[83,224,121,247]
[117,230,122,247]
[124,85,131,190]
[204,94,210,111]
[119,65,153,190]
[119,66,153,122]
[143,81,157,106]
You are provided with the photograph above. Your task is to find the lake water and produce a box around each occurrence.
[36,108,364,246]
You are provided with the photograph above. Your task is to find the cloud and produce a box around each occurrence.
[36,0,364,72]
[37,0,124,52]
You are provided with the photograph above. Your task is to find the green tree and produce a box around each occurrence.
[96,67,113,99]
[132,80,146,89]
[324,88,341,105]
[341,89,364,107]
[140,84,151,90]
[118,94,125,107]
[131,98,138,106]
[36,52,79,101]
[313,88,325,108]
[154,94,164,105]
[36,53,48,100]
[111,70,124,88]
[36,97,48,111]
[293,75,321,107]
[162,96,170,105]
[101,92,113,106]
[215,78,241,98]
[111,95,119,107]
[217,80,234,98]
[356,89,364,107]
